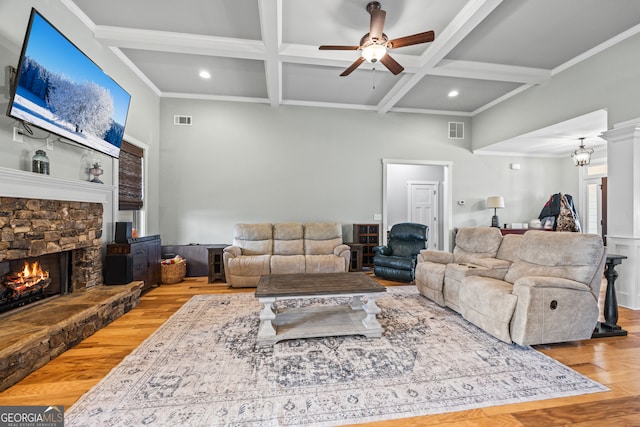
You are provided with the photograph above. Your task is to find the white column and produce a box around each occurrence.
[601,122,640,309]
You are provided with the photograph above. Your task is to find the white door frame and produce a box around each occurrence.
[382,159,452,249]
[407,180,439,249]
[579,159,607,237]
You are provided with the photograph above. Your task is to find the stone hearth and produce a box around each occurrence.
[0,282,143,391]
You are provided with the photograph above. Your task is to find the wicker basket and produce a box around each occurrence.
[161,260,186,284]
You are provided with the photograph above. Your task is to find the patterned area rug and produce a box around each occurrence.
[66,286,607,426]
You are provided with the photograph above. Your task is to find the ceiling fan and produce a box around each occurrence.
[319,1,435,76]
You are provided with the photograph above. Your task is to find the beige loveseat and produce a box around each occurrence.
[415,227,606,346]
[223,222,351,288]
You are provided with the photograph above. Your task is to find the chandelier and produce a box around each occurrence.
[571,137,594,167]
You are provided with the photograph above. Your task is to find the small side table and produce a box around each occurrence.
[207,244,230,283]
[592,254,628,338]
[345,243,363,272]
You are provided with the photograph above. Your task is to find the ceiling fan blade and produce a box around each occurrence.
[319,45,360,51]
[387,30,435,49]
[379,53,404,75]
[369,8,386,41]
[340,57,366,76]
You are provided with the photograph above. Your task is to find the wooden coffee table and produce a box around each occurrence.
[255,273,386,346]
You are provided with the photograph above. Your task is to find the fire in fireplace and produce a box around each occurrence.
[2,260,51,299]
[0,252,70,315]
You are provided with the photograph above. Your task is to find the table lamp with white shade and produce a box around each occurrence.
[487,196,505,228]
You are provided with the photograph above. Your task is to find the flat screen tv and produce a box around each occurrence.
[6,8,131,158]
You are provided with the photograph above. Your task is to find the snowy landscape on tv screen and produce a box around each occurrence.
[8,10,131,158]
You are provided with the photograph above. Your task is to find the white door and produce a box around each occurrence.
[408,181,439,249]
[584,178,603,236]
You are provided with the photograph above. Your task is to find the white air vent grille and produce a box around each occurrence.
[448,122,464,139]
[174,115,192,126]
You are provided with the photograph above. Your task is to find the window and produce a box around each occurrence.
[118,140,143,210]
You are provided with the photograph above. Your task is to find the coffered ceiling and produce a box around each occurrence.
[65,0,640,154]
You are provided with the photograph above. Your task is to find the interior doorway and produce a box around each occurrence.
[581,161,607,243]
[407,181,439,249]
[382,159,452,250]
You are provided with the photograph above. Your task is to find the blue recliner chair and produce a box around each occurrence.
[373,222,429,282]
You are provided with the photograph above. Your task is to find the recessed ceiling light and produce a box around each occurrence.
[199,70,211,79]
[448,90,459,97]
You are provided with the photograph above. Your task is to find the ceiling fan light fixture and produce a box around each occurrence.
[361,44,387,63]
[571,137,594,166]
[319,1,433,76]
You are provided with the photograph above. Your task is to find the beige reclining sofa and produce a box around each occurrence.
[415,227,606,346]
[223,222,351,287]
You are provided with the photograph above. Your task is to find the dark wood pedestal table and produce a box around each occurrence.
[592,254,628,338]
[255,273,386,346]
[207,244,230,283]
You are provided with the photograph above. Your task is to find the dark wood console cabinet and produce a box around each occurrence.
[353,224,379,268]
[106,235,161,291]
[162,244,214,277]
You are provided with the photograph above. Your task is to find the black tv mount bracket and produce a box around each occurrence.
[3,65,16,100]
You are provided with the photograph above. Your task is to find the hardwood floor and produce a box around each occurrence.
[1,275,639,426]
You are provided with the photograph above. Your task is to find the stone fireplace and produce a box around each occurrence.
[0,167,142,391]
[0,197,104,286]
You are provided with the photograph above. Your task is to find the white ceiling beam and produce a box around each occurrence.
[280,43,548,84]
[377,0,505,114]
[109,47,162,97]
[258,0,282,107]
[279,43,422,71]
[280,43,359,65]
[93,26,266,60]
[61,2,166,100]
[95,25,546,87]
[432,59,550,84]
[61,0,96,31]
[553,22,640,76]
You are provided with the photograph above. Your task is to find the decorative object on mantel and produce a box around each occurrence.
[486,195,505,227]
[65,287,607,426]
[31,150,50,175]
[88,162,104,183]
[571,137,594,166]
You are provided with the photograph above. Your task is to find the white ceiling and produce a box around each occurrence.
[65,0,640,155]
